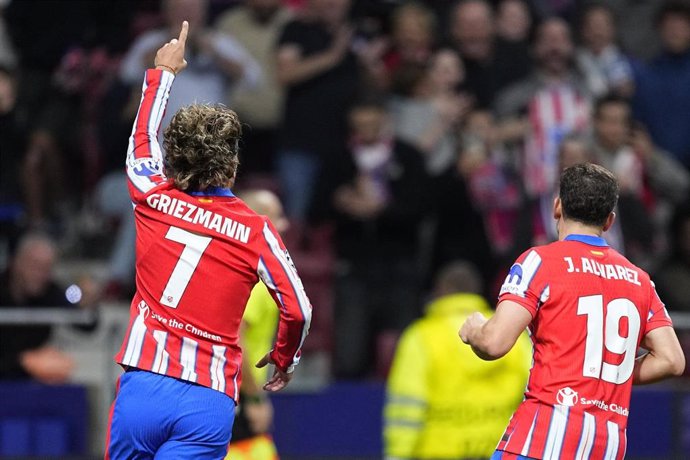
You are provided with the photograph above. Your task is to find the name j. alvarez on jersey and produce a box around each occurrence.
[146,193,251,243]
[563,256,641,286]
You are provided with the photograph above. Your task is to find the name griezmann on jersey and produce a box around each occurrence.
[146,193,251,243]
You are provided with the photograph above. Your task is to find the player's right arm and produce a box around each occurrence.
[634,326,685,384]
[126,21,188,202]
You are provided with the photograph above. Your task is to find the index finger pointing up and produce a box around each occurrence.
[178,20,189,45]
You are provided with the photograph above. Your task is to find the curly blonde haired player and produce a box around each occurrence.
[105,22,311,459]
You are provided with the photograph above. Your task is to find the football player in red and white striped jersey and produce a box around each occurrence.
[106,22,311,459]
[461,163,685,460]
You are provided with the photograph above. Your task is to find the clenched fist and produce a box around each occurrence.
[154,20,189,75]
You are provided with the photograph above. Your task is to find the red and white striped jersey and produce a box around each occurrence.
[114,69,311,401]
[496,234,673,459]
[524,86,590,196]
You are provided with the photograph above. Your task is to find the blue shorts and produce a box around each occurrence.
[106,369,235,459]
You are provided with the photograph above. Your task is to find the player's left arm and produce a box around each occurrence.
[460,300,533,361]
[126,21,188,201]
[255,220,312,391]
[634,281,686,383]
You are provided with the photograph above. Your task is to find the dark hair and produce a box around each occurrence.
[559,163,619,227]
[433,260,483,296]
[163,104,241,191]
[593,93,631,119]
[656,0,690,27]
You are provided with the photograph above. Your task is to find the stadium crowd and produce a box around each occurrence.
[2,0,690,382]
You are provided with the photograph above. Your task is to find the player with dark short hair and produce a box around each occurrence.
[461,163,685,459]
[105,22,311,459]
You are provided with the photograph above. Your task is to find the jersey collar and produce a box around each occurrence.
[187,186,235,197]
[564,234,609,247]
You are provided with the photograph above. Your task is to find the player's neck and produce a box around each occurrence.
[558,220,603,241]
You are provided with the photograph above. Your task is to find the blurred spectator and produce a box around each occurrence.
[327,100,428,379]
[655,203,690,312]
[215,0,292,175]
[390,49,471,175]
[455,110,525,262]
[94,168,137,300]
[275,0,360,221]
[227,190,287,460]
[120,0,261,133]
[496,18,591,244]
[0,0,15,68]
[0,232,97,383]
[531,0,577,20]
[381,2,435,83]
[602,0,662,60]
[384,261,530,459]
[590,95,690,264]
[496,0,533,45]
[592,95,689,204]
[0,66,26,230]
[7,1,135,228]
[634,0,690,169]
[449,0,532,108]
[576,3,634,98]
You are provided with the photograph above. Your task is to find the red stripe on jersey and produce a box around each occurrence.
[551,89,563,124]
[525,404,553,458]
[559,411,585,458]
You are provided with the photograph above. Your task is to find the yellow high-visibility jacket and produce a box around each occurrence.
[384,293,532,459]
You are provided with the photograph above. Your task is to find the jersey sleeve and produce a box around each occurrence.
[256,220,312,373]
[126,69,174,202]
[645,281,674,334]
[498,248,547,318]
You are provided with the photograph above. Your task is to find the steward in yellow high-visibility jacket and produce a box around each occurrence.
[384,262,531,460]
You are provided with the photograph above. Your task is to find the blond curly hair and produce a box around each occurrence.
[163,104,242,191]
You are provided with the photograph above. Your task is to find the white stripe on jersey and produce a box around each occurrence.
[575,412,596,460]
[126,71,173,193]
[122,304,148,367]
[257,256,284,307]
[604,421,620,460]
[232,367,240,401]
[210,345,227,392]
[521,411,538,456]
[501,250,542,298]
[148,71,172,162]
[180,337,198,382]
[262,223,311,372]
[543,405,569,460]
[151,330,170,374]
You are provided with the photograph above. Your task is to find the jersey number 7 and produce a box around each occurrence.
[578,295,641,384]
[160,226,212,309]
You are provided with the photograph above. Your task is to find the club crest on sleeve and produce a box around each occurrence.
[130,158,163,177]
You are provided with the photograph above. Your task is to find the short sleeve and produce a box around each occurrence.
[498,249,546,318]
[645,281,674,335]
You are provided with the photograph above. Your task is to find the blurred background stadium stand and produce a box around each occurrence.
[3,0,690,457]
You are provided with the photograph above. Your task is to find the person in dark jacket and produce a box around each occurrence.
[327,99,430,379]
